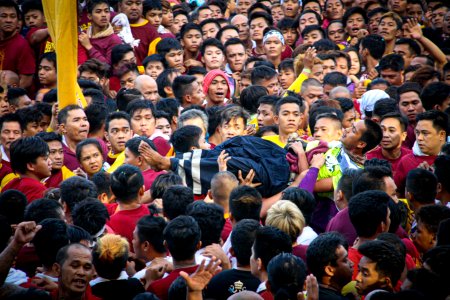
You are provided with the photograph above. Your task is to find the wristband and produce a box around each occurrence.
[303,68,312,74]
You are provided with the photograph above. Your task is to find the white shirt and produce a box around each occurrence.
[296,226,318,246]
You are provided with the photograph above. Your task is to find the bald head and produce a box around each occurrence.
[210,171,239,205]
[3,70,19,88]
[228,291,264,300]
[135,75,159,104]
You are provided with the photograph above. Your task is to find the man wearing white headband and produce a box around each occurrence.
[263,29,286,69]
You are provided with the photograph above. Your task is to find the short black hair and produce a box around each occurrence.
[111,165,144,203]
[24,199,62,225]
[248,10,272,23]
[323,72,347,87]
[16,106,43,128]
[155,97,180,123]
[229,186,262,222]
[187,201,224,247]
[378,53,405,72]
[372,98,399,118]
[75,138,103,163]
[416,205,450,235]
[142,54,166,69]
[60,177,98,212]
[156,68,179,98]
[253,226,292,269]
[150,172,183,200]
[275,96,302,115]
[239,85,269,114]
[281,187,316,225]
[301,24,325,39]
[163,216,201,261]
[32,218,69,268]
[180,22,202,39]
[105,111,131,132]
[358,240,405,288]
[277,17,296,31]
[85,103,107,134]
[335,97,354,113]
[230,219,260,265]
[313,39,339,52]
[360,34,386,60]
[348,190,390,238]
[21,0,43,15]
[143,0,162,15]
[416,110,448,136]
[251,66,277,85]
[434,155,450,194]
[125,135,156,158]
[200,38,224,56]
[420,82,450,111]
[111,44,134,66]
[380,112,408,132]
[6,87,27,107]
[172,75,197,102]
[136,215,167,254]
[396,82,421,102]
[306,232,348,282]
[352,165,392,195]
[37,131,62,144]
[55,243,91,267]
[171,125,203,153]
[278,58,294,73]
[72,199,110,236]
[336,168,362,204]
[57,104,84,125]
[91,172,113,198]
[156,38,183,59]
[126,99,155,119]
[0,190,27,225]
[395,38,421,56]
[361,119,383,154]
[0,113,23,132]
[10,136,49,175]
[406,169,437,205]
[162,185,194,220]
[187,66,207,76]
[216,25,239,42]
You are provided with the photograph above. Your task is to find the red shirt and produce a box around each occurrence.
[366,146,412,175]
[153,136,171,156]
[143,168,166,191]
[107,204,150,251]
[130,21,160,65]
[221,218,232,243]
[45,170,63,189]
[259,290,274,300]
[63,144,81,171]
[50,285,100,300]
[3,177,47,203]
[0,162,12,182]
[348,247,363,280]
[147,265,198,300]
[0,32,35,75]
[394,154,437,197]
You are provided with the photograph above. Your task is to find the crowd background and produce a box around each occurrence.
[0,0,449,299]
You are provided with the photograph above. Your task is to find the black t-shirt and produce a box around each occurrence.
[318,286,356,300]
[204,269,261,300]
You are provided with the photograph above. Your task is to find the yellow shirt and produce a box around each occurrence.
[107,151,125,173]
[262,135,286,148]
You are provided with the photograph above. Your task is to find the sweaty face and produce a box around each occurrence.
[79,144,103,177]
[207,75,228,104]
[156,117,172,136]
[398,91,423,124]
[198,8,213,23]
[272,7,285,24]
[327,22,345,44]
[431,7,448,29]
[185,80,205,106]
[341,120,366,151]
[301,86,324,105]
[356,256,389,296]
[145,61,164,80]
[226,44,247,72]
[257,103,275,127]
[368,12,382,34]
[119,0,143,23]
[380,68,403,86]
[388,0,407,15]
[313,117,342,143]
[275,103,301,135]
[48,140,64,171]
[131,108,156,137]
[406,4,424,23]
[412,221,436,254]
[202,46,225,71]
[38,58,57,88]
[218,117,246,141]
[263,36,284,59]
[380,117,406,151]
[106,118,132,154]
[59,246,94,296]
[415,120,445,156]
[62,109,90,143]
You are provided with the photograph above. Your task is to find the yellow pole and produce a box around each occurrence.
[42,0,86,109]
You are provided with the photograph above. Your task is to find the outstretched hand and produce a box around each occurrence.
[180,257,222,292]
[238,169,262,188]
[217,150,231,172]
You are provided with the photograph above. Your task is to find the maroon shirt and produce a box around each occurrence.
[143,168,166,190]
[326,207,357,246]
[147,265,198,300]
[63,144,81,171]
[3,177,47,203]
[0,32,35,75]
[366,146,412,175]
[130,21,160,65]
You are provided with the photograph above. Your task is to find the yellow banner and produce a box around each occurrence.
[42,0,86,109]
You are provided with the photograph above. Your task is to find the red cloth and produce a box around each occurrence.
[394,154,437,197]
[130,22,160,65]
[292,244,308,262]
[45,170,63,188]
[0,162,12,182]
[15,244,40,278]
[109,76,121,92]
[143,168,166,190]
[107,204,150,251]
[3,177,47,203]
[87,34,123,65]
[63,144,81,171]
[147,265,198,300]
[153,136,171,156]
[259,290,274,300]
[367,147,412,176]
[349,247,363,280]
[221,218,232,243]
[50,285,100,300]
[0,32,36,75]
[402,124,415,149]
[402,238,420,267]
[203,69,231,99]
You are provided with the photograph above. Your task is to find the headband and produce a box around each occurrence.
[263,30,285,45]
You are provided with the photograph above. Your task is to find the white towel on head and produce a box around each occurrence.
[360,89,389,119]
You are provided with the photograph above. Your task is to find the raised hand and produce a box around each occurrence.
[180,257,222,292]
[238,169,262,188]
[217,150,231,172]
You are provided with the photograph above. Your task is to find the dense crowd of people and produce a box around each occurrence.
[0,0,449,299]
